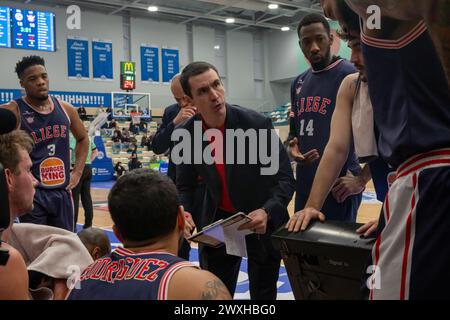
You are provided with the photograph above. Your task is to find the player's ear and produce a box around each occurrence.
[4,168,14,192]
[177,206,185,232]
[329,32,334,46]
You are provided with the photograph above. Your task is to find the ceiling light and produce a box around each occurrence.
[268,4,279,10]
[225,18,235,24]
[147,6,158,12]
[214,45,220,50]
[281,26,290,31]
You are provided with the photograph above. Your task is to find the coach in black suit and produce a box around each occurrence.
[152,75,197,260]
[175,62,295,300]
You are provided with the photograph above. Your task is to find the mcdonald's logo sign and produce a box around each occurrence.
[120,61,135,75]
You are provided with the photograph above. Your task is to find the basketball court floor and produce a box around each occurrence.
[77,180,381,300]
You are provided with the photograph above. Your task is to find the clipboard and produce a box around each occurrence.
[187,212,252,248]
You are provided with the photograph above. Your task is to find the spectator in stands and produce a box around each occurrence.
[77,228,111,261]
[112,129,122,154]
[140,134,151,151]
[121,128,130,142]
[129,121,140,135]
[127,143,138,154]
[114,161,126,178]
[139,121,148,133]
[121,128,131,151]
[77,105,87,121]
[108,119,118,129]
[128,152,142,171]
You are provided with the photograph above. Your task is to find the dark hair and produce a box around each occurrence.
[108,169,180,242]
[336,0,361,41]
[297,13,330,37]
[78,227,111,257]
[180,61,220,97]
[15,55,45,79]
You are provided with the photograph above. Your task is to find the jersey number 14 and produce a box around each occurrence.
[299,119,314,136]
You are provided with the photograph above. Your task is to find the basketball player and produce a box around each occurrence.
[287,4,394,238]
[288,13,362,223]
[0,55,89,231]
[68,170,231,300]
[304,0,450,299]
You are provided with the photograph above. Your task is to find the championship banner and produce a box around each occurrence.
[140,44,159,83]
[161,47,179,84]
[67,37,89,80]
[92,39,113,81]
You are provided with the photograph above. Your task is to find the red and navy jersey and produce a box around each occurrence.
[289,58,360,195]
[67,247,198,300]
[361,21,450,167]
[15,96,71,190]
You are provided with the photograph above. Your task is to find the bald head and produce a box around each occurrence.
[170,74,188,108]
[78,227,111,260]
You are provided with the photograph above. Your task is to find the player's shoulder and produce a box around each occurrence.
[168,265,231,300]
[342,72,360,88]
[0,243,29,300]
[339,72,360,98]
[337,58,357,75]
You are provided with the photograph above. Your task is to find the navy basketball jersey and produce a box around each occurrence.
[16,96,71,189]
[68,247,198,300]
[361,21,450,167]
[290,58,360,195]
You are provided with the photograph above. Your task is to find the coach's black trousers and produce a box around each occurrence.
[198,210,281,300]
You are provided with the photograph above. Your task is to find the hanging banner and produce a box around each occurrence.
[0,89,111,107]
[0,89,22,104]
[92,39,113,81]
[140,44,159,83]
[67,37,89,80]
[161,47,179,84]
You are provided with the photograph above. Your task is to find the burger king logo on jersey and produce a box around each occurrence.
[40,157,66,187]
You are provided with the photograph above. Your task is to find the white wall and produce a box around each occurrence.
[0,0,123,94]
[192,26,215,64]
[225,30,261,109]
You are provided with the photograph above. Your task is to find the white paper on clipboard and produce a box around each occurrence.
[187,212,254,257]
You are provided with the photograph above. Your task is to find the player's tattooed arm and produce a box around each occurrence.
[201,279,231,300]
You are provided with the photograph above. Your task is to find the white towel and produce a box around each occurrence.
[352,79,378,163]
[9,223,93,279]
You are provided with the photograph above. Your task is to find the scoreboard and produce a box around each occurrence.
[0,6,55,52]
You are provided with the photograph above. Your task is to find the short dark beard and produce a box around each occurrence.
[310,47,332,71]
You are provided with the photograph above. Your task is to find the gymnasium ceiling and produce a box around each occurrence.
[14,0,324,32]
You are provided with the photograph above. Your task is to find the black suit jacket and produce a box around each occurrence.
[151,103,180,182]
[176,104,295,232]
